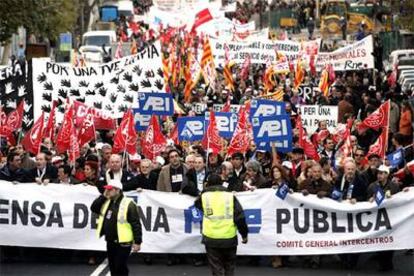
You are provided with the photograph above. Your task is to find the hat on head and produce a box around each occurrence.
[231,152,244,160]
[155,156,165,166]
[282,161,293,170]
[52,156,63,164]
[292,147,305,154]
[368,153,381,160]
[129,153,141,163]
[377,165,390,174]
[103,179,123,190]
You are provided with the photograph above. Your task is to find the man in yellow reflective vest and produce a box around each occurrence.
[194,174,248,276]
[91,179,142,275]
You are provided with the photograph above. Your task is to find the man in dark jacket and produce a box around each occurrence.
[98,154,132,190]
[333,160,368,269]
[219,161,243,192]
[0,151,27,182]
[91,180,142,275]
[26,152,57,184]
[123,159,158,191]
[361,154,381,185]
[194,174,248,276]
[230,153,246,181]
[183,155,208,196]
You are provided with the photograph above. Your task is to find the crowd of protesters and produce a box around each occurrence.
[1,0,413,272]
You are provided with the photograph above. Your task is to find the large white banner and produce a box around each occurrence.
[315,35,374,71]
[210,38,318,65]
[1,182,414,255]
[32,42,163,120]
[300,105,338,134]
[210,35,373,72]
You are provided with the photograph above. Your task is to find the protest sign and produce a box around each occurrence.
[2,182,413,255]
[251,114,292,147]
[178,116,205,141]
[136,92,174,116]
[206,112,238,138]
[210,38,320,64]
[300,105,338,134]
[315,35,374,71]
[134,112,152,131]
[32,42,163,121]
[250,99,286,118]
[0,62,33,129]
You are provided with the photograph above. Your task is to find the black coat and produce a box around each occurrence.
[123,171,158,191]
[0,165,28,182]
[182,168,209,197]
[26,164,58,183]
[90,194,142,244]
[334,173,368,202]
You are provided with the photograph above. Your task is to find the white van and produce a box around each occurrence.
[117,1,134,18]
[80,30,117,64]
[82,30,117,48]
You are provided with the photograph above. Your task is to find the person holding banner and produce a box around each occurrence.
[194,174,248,276]
[91,179,142,276]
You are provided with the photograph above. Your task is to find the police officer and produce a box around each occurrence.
[91,180,142,276]
[194,174,248,276]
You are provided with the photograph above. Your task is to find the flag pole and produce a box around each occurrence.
[383,100,391,165]
[121,123,130,171]
[121,131,129,170]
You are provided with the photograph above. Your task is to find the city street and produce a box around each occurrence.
[1,249,413,275]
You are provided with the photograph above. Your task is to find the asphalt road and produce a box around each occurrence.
[1,248,413,276]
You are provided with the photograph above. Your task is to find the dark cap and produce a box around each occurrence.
[292,147,305,154]
[368,153,381,160]
[206,174,223,187]
[231,152,244,160]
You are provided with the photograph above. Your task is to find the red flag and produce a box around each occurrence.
[297,115,320,161]
[227,107,250,156]
[42,101,56,141]
[6,100,24,131]
[169,123,179,145]
[69,127,80,163]
[293,58,304,90]
[0,107,11,138]
[394,160,414,180]
[141,115,167,161]
[367,129,387,158]
[339,119,354,161]
[388,64,397,87]
[113,109,137,155]
[21,113,44,154]
[55,106,75,154]
[309,54,316,76]
[202,111,222,154]
[78,108,96,147]
[319,68,330,97]
[240,54,251,81]
[191,8,213,32]
[221,97,231,112]
[129,21,140,35]
[327,64,336,82]
[358,100,390,132]
[73,101,116,130]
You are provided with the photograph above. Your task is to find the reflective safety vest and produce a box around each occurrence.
[97,197,134,243]
[201,191,237,239]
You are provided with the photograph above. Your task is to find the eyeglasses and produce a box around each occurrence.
[354,154,364,157]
